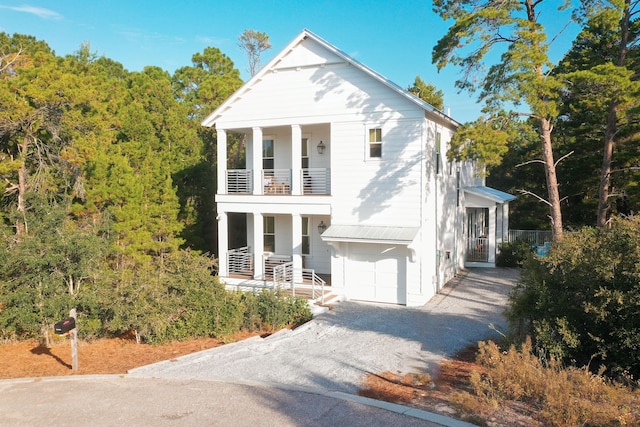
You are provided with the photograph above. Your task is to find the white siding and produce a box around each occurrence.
[330,118,424,227]
[216,54,424,129]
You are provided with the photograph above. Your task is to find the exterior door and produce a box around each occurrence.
[466,208,489,262]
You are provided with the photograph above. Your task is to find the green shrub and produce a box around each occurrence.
[496,240,533,267]
[508,216,640,380]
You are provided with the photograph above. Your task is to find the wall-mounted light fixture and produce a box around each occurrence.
[317,140,326,154]
[317,220,327,234]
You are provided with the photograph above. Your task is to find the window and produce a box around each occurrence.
[301,137,310,169]
[264,216,275,252]
[302,217,310,255]
[368,127,382,158]
[263,138,274,169]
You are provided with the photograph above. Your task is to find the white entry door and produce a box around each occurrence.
[344,243,406,304]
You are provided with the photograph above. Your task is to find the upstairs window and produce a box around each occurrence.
[368,127,382,159]
[263,138,274,169]
[301,137,310,169]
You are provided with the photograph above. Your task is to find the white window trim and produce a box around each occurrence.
[301,216,311,256]
[263,135,276,169]
[365,125,383,161]
[302,134,311,169]
[264,215,275,253]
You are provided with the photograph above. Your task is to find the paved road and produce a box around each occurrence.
[129,268,518,393]
[0,268,519,427]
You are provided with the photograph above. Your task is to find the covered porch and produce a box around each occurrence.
[217,124,332,196]
[217,211,333,303]
[463,186,516,267]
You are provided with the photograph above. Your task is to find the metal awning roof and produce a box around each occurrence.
[320,225,419,245]
[464,186,516,203]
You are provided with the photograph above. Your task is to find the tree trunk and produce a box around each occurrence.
[597,0,631,228]
[597,105,618,228]
[15,135,29,235]
[540,118,564,239]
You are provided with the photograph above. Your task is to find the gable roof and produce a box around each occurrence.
[201,29,460,129]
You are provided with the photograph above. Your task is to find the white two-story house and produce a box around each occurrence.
[202,29,514,306]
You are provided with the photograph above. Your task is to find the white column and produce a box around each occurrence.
[291,214,303,283]
[217,128,227,195]
[252,127,263,195]
[488,206,497,264]
[291,125,302,195]
[253,213,264,279]
[217,211,228,276]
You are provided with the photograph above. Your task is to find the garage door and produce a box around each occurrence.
[344,243,406,304]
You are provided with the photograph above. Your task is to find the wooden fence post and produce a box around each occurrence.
[69,308,78,371]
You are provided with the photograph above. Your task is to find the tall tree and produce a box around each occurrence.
[591,0,639,227]
[556,5,640,226]
[407,75,445,110]
[172,47,244,252]
[433,0,572,239]
[238,29,271,77]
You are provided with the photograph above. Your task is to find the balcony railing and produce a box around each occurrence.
[263,169,291,194]
[302,168,331,195]
[227,170,252,194]
[225,168,331,195]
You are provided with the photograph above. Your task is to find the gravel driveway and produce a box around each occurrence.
[128,268,519,394]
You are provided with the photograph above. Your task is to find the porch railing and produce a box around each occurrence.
[466,237,489,262]
[302,168,331,195]
[273,261,327,304]
[227,170,252,194]
[508,230,553,246]
[228,246,253,277]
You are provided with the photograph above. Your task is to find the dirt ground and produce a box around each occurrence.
[0,333,254,379]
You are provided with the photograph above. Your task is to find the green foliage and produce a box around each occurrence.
[447,115,515,170]
[508,216,640,379]
[406,76,444,110]
[241,289,312,332]
[0,32,311,346]
[0,196,110,340]
[496,240,533,267]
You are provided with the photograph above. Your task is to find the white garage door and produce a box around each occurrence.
[344,243,406,304]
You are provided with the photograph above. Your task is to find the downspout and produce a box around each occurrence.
[435,126,440,291]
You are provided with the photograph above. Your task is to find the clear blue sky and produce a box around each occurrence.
[0,1,579,123]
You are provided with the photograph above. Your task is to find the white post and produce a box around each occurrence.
[253,213,264,279]
[291,214,303,283]
[217,128,227,195]
[69,308,78,371]
[217,211,228,277]
[291,125,302,195]
[252,127,263,195]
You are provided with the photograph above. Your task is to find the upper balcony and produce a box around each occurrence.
[216,124,332,198]
[226,168,331,195]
